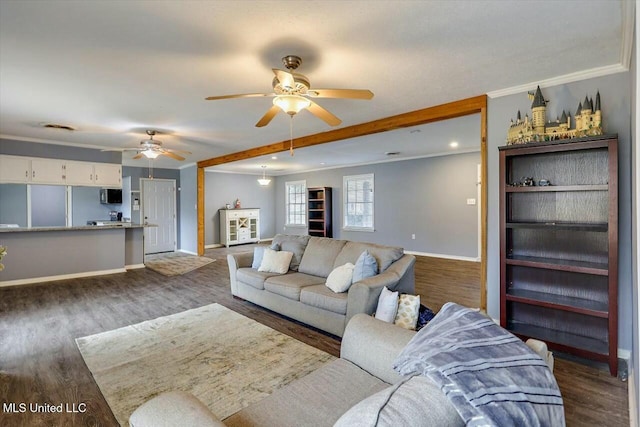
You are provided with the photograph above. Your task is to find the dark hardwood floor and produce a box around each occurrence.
[0,245,629,426]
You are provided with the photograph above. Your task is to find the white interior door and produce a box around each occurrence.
[142,178,176,254]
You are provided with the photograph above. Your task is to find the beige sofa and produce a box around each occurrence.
[227,234,416,337]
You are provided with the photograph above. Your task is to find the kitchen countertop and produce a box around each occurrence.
[0,223,150,233]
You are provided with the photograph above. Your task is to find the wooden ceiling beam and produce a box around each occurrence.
[197,95,486,168]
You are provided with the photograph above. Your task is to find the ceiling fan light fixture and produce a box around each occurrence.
[257,165,271,186]
[142,150,160,159]
[273,95,310,115]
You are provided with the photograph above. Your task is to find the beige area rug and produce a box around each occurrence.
[76,304,334,426]
[144,252,215,276]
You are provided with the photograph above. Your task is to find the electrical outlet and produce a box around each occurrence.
[467,198,476,205]
[411,234,416,240]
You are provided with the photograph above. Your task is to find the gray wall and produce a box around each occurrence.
[0,184,27,226]
[204,171,276,245]
[0,138,121,163]
[71,186,122,226]
[179,165,198,254]
[487,71,633,352]
[274,152,481,258]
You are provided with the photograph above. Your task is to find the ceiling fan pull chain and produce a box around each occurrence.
[289,115,294,156]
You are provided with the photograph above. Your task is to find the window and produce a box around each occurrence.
[343,174,374,231]
[285,180,306,226]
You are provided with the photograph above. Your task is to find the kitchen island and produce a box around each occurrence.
[0,224,148,286]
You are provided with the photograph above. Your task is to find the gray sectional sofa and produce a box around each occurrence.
[130,313,464,427]
[227,234,416,337]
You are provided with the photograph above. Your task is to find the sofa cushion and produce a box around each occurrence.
[333,375,463,427]
[271,234,311,271]
[325,263,355,293]
[394,294,421,330]
[300,284,349,315]
[264,272,326,301]
[224,358,388,427]
[374,286,399,323]
[352,250,378,283]
[298,237,347,278]
[258,248,294,274]
[334,241,404,273]
[236,268,281,290]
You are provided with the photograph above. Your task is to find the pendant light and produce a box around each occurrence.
[257,165,271,186]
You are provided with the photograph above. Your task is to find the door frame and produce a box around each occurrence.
[140,178,177,254]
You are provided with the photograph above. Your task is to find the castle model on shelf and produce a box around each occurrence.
[506,86,603,145]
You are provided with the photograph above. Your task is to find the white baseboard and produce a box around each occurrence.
[404,250,480,262]
[125,263,146,270]
[204,244,224,249]
[177,249,199,255]
[0,268,127,288]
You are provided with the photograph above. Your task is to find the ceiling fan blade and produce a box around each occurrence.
[306,101,342,126]
[255,105,281,127]
[162,151,185,161]
[307,89,374,100]
[168,149,192,154]
[205,93,273,101]
[273,68,295,89]
[132,153,144,160]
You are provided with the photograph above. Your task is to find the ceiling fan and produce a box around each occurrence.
[205,55,374,127]
[104,130,191,161]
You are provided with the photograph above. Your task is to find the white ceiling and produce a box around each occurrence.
[0,1,630,172]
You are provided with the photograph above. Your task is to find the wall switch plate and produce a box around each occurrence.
[411,234,416,240]
[467,198,476,205]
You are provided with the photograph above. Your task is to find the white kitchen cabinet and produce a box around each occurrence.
[64,161,95,185]
[219,208,260,247]
[0,155,122,187]
[0,155,30,183]
[30,158,65,184]
[93,163,121,187]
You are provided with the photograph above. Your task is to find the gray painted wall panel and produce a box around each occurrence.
[204,172,276,245]
[31,185,66,227]
[0,229,125,281]
[487,71,632,351]
[274,152,481,257]
[125,227,144,266]
[179,166,198,253]
[0,184,27,226]
[72,186,122,225]
[0,138,121,163]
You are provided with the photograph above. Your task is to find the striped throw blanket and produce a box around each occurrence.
[393,302,565,427]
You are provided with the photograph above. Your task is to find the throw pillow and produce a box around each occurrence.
[394,294,421,330]
[325,263,355,293]
[334,376,459,427]
[258,248,293,274]
[279,240,306,272]
[251,246,267,269]
[374,286,399,323]
[352,250,378,283]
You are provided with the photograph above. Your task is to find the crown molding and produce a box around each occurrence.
[487,64,628,99]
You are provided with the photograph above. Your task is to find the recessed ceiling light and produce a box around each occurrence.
[271,156,278,160]
[320,162,326,165]
[385,151,400,156]
[449,141,459,148]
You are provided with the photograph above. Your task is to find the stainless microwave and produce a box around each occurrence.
[100,188,122,204]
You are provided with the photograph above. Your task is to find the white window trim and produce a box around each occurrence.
[285,179,307,227]
[342,173,375,232]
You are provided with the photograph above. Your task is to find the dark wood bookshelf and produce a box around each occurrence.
[307,187,332,238]
[499,135,618,376]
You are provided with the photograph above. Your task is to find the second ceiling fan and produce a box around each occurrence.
[205,55,374,127]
